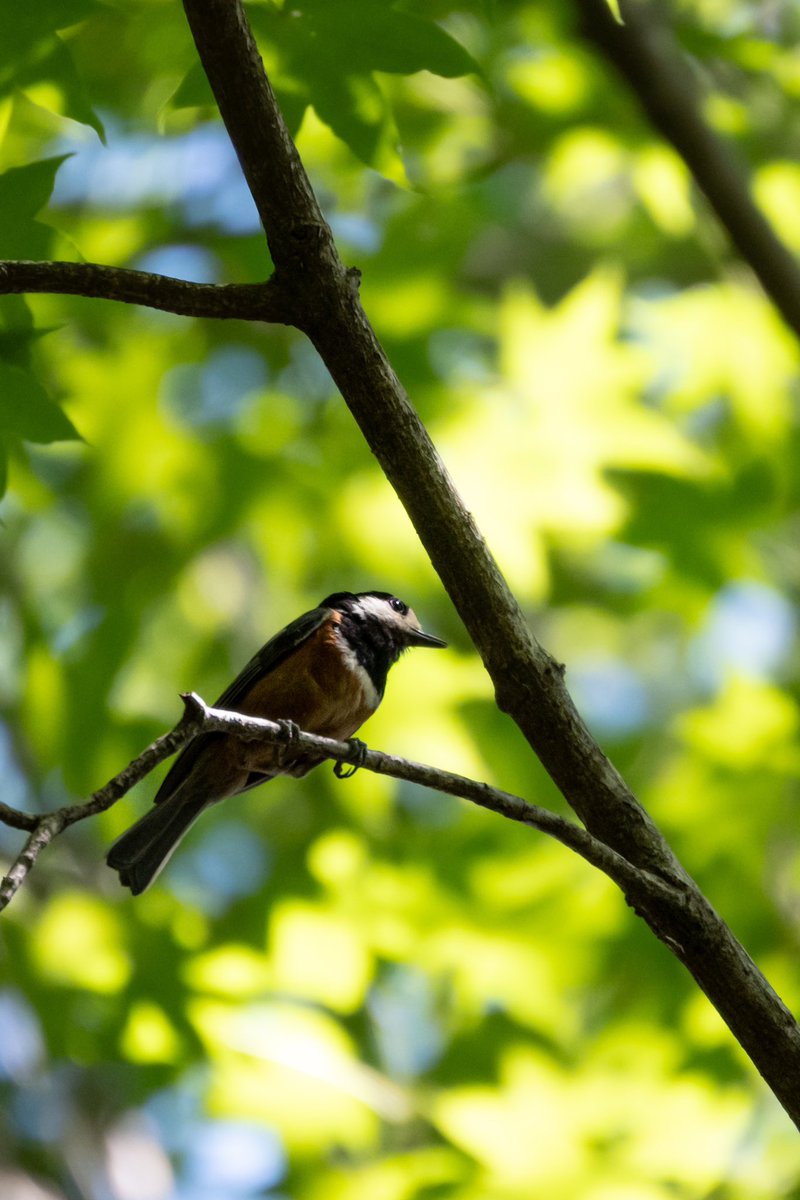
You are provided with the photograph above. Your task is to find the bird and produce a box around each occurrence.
[107,590,446,894]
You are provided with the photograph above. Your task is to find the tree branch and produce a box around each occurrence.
[0,801,37,832]
[0,697,205,910]
[0,260,294,323]
[0,692,678,915]
[574,0,800,341]
[0,693,782,1081]
[184,695,681,905]
[180,0,330,275]
[178,0,800,1126]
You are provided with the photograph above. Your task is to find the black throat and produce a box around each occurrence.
[336,610,402,698]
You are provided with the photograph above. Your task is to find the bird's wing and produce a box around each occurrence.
[213,605,330,710]
[153,605,331,806]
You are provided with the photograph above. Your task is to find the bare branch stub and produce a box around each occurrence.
[0,816,65,911]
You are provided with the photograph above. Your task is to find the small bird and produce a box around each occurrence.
[107,591,446,894]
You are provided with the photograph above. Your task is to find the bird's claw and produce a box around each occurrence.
[275,719,302,766]
[334,738,368,779]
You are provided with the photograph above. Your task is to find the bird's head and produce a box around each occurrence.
[322,590,447,655]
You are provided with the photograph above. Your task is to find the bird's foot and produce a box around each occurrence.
[334,738,368,779]
[274,719,302,766]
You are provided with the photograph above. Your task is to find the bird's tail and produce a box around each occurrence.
[106,789,209,895]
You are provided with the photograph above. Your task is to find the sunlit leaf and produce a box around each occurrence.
[30,892,131,993]
[249,1,476,170]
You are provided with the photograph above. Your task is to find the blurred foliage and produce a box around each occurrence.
[2,0,800,1196]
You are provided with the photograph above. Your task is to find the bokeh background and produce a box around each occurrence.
[3,0,800,1196]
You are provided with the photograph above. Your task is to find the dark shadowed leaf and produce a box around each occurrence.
[294,2,480,78]
[0,363,81,444]
[0,157,70,258]
[0,2,104,136]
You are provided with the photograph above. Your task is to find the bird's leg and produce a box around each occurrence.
[334,738,368,779]
[274,719,302,767]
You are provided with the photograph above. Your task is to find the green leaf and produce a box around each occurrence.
[0,297,58,369]
[307,69,397,170]
[0,363,81,444]
[0,0,99,41]
[0,0,98,69]
[30,36,105,140]
[295,3,480,78]
[0,2,104,136]
[169,61,216,110]
[248,1,477,167]
[170,60,308,138]
[0,155,70,258]
[0,296,34,356]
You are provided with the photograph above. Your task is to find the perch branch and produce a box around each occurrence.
[0,693,676,915]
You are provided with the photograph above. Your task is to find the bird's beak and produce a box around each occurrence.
[408,628,447,649]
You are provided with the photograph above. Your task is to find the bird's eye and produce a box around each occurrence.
[389,596,408,615]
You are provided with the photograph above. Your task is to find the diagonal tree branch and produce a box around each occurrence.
[181,0,676,878]
[177,0,800,1126]
[0,692,676,915]
[574,0,800,341]
[0,260,293,322]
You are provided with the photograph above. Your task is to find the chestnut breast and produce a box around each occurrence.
[239,616,380,743]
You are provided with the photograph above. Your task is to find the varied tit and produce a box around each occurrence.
[107,591,446,894]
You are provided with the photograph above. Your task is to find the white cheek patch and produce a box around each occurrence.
[352,594,417,638]
[354,594,396,622]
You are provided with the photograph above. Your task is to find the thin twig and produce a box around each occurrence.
[189,694,682,902]
[0,801,37,832]
[0,697,203,911]
[0,692,677,914]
